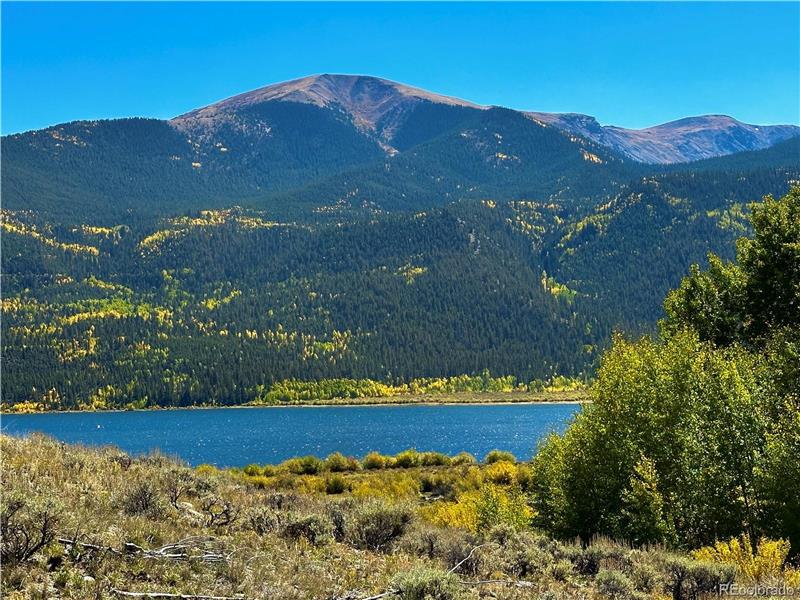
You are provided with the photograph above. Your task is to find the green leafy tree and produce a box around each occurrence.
[532,187,800,549]
[664,187,800,345]
[620,457,674,545]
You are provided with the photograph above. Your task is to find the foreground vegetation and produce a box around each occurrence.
[4,434,799,600]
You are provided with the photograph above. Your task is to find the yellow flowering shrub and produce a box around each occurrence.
[421,484,533,532]
[692,536,790,583]
[485,461,517,485]
[352,473,419,499]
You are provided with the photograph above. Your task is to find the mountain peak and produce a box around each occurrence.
[529,111,799,163]
[168,74,798,163]
[172,74,482,132]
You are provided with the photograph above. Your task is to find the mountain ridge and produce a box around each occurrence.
[528,111,800,163]
[165,73,799,163]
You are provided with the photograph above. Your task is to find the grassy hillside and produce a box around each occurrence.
[5,434,798,600]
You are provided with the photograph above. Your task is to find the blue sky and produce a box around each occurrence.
[2,2,798,134]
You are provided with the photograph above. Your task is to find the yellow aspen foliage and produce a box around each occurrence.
[421,485,533,532]
[692,536,790,583]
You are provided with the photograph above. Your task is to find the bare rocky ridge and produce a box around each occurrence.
[527,112,800,164]
[171,74,483,150]
[171,74,798,164]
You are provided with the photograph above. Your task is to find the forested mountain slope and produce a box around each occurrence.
[2,75,799,408]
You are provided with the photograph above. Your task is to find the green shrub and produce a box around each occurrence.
[484,450,516,464]
[548,559,574,582]
[474,485,532,531]
[400,523,443,559]
[281,513,332,545]
[164,468,211,506]
[420,452,451,467]
[243,464,262,477]
[285,455,323,475]
[325,475,348,495]
[420,474,454,498]
[121,481,165,519]
[630,563,661,593]
[503,544,550,578]
[572,546,604,575]
[662,557,691,600]
[362,452,388,470]
[485,461,517,485]
[263,491,299,511]
[201,495,237,527]
[325,498,357,542]
[346,499,413,551]
[692,536,788,584]
[595,570,634,599]
[409,525,483,576]
[514,464,534,492]
[495,530,562,576]
[687,562,736,598]
[244,506,279,535]
[450,452,477,466]
[394,449,421,468]
[1,496,60,565]
[409,525,481,575]
[325,452,359,472]
[392,567,463,600]
[488,523,517,546]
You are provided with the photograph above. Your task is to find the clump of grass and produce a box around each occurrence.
[392,567,463,600]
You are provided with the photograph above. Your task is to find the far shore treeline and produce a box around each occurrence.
[1,372,587,413]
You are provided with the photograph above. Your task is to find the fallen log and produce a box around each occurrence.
[447,542,494,574]
[58,536,225,563]
[57,537,122,556]
[361,591,399,600]
[459,578,537,588]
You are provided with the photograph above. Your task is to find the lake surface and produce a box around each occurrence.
[1,403,581,467]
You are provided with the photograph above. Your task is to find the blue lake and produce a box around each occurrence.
[0,403,581,467]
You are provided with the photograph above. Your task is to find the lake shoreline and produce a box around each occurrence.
[1,390,589,415]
